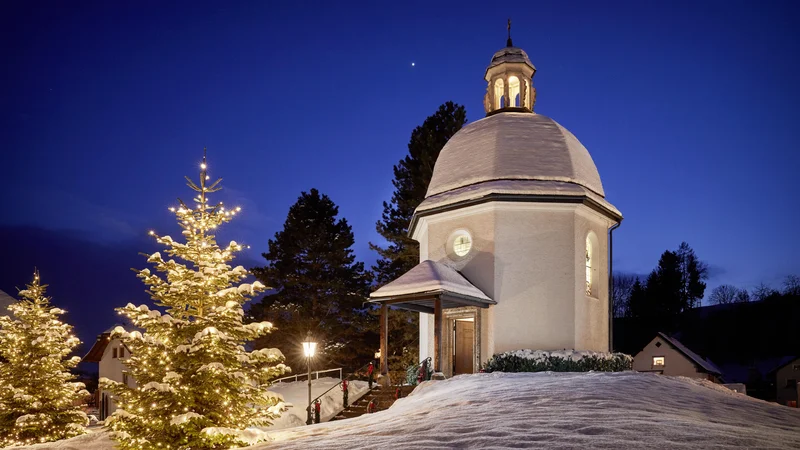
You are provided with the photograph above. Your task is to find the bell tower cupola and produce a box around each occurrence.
[483,20,537,115]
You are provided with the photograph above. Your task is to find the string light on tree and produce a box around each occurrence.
[101,149,289,450]
[0,271,90,447]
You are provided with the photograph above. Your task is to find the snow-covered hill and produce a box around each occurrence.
[253,372,800,449]
[10,372,800,449]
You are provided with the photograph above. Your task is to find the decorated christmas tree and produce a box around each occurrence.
[102,152,288,450]
[0,271,89,447]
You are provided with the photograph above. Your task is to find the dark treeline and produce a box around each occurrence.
[613,246,800,399]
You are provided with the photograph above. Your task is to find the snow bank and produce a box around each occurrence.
[12,373,798,449]
[5,429,113,449]
[251,372,800,449]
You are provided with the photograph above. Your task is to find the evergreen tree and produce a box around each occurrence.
[250,188,373,372]
[102,154,287,450]
[0,271,89,447]
[370,101,467,284]
[369,102,467,373]
[676,242,708,309]
[644,250,684,316]
[627,279,648,319]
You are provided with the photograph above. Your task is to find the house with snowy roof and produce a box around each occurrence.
[772,356,800,407]
[83,326,137,420]
[632,332,723,383]
[0,289,16,315]
[369,32,622,379]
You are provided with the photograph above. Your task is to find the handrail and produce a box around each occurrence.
[309,360,375,408]
[272,367,342,384]
[407,356,432,385]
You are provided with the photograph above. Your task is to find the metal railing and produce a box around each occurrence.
[406,357,432,385]
[272,367,343,384]
[308,360,375,412]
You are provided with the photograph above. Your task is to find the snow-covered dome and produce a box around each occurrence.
[425,112,605,198]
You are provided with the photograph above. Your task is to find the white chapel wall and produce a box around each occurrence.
[417,205,497,364]
[573,206,612,352]
[492,204,577,353]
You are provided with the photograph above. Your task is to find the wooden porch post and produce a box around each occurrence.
[380,303,388,376]
[433,297,442,373]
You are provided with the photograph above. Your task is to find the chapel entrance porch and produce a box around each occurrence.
[369,260,494,380]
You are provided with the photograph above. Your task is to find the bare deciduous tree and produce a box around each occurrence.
[783,275,800,296]
[751,282,776,301]
[708,284,739,305]
[612,273,638,318]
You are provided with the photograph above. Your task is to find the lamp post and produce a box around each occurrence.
[302,332,317,425]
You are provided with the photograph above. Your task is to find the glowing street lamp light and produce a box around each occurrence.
[303,332,317,425]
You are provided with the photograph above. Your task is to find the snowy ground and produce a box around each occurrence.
[6,378,368,449]
[10,372,800,449]
[252,372,800,449]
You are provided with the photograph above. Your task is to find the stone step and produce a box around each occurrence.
[330,385,418,421]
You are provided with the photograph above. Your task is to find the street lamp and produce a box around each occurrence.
[302,332,317,425]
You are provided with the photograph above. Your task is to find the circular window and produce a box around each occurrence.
[453,233,472,257]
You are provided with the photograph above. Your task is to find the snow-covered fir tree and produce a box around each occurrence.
[0,271,89,447]
[102,153,288,450]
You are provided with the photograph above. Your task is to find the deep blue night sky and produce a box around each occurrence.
[1,1,798,348]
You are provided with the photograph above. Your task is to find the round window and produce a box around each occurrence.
[453,233,472,257]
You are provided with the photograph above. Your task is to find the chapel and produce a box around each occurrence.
[370,32,622,378]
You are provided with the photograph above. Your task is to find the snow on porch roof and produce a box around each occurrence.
[369,260,494,312]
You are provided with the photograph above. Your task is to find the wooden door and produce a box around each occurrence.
[454,320,474,375]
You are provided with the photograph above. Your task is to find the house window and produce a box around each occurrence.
[653,356,665,366]
[112,348,118,358]
[453,233,472,257]
[655,341,662,348]
[119,347,124,358]
[787,379,798,389]
[123,374,129,385]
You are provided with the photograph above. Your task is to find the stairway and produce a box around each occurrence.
[332,385,416,420]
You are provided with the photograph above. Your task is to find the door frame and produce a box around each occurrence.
[442,306,481,377]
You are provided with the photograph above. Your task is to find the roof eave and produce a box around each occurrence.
[409,191,623,238]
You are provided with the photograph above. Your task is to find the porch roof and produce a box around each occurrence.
[369,260,495,313]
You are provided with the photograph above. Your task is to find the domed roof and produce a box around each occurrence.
[425,112,605,199]
[486,46,535,74]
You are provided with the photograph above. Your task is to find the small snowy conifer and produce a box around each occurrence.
[102,152,288,449]
[0,271,89,447]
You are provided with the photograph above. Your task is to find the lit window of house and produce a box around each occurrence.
[453,233,472,257]
[653,356,665,366]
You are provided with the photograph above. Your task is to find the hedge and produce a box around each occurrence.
[483,349,633,373]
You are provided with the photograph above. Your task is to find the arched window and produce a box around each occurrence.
[508,76,520,107]
[585,237,593,296]
[494,78,505,110]
[585,232,599,297]
[524,79,531,109]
